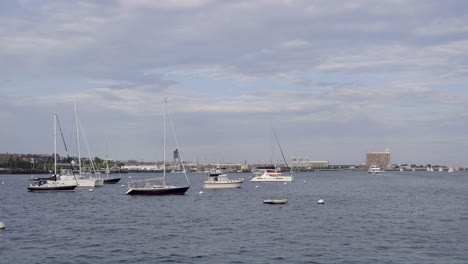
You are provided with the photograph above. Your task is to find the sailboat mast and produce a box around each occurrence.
[272,127,289,168]
[74,100,82,176]
[163,97,167,186]
[54,113,57,176]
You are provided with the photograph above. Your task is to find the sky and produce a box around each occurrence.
[1,0,468,166]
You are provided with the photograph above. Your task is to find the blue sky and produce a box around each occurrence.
[1,0,468,165]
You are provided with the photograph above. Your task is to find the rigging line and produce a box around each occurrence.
[55,114,76,176]
[272,127,289,168]
[169,116,190,185]
[78,115,98,175]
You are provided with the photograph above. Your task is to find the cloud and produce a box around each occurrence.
[119,0,212,10]
[2,0,468,164]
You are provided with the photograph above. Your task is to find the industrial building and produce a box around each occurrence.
[366,148,391,169]
[290,157,329,171]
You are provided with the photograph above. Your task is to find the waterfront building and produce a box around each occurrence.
[290,157,329,170]
[366,148,391,169]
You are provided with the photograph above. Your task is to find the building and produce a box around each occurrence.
[366,148,391,169]
[290,157,329,170]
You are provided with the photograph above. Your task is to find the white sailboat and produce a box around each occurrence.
[126,98,190,195]
[60,100,103,187]
[251,127,293,182]
[28,114,78,191]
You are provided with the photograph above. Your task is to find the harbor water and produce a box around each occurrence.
[0,171,467,263]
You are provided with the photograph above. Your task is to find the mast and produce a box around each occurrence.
[272,127,289,169]
[54,113,57,177]
[74,99,82,176]
[163,97,167,186]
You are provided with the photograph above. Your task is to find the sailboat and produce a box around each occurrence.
[28,114,78,191]
[101,158,121,184]
[251,127,293,182]
[60,100,104,187]
[126,98,190,195]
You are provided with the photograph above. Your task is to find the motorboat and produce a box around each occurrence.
[368,165,384,174]
[251,169,293,182]
[203,171,243,189]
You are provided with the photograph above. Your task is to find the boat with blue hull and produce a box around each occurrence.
[126,98,190,196]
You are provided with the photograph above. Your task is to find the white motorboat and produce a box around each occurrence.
[368,165,384,174]
[251,169,293,182]
[203,171,243,189]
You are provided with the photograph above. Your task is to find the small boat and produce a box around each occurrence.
[263,199,288,204]
[28,114,77,192]
[203,170,243,189]
[126,98,190,196]
[368,165,384,174]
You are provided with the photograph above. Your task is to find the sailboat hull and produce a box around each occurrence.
[103,177,121,184]
[28,184,77,191]
[126,186,189,196]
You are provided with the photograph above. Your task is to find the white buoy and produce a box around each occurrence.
[318,199,325,205]
[0,222,5,229]
[284,182,287,185]
[89,189,93,192]
[255,186,259,188]
[199,191,203,194]
[121,184,125,187]
[1,182,5,184]
[128,176,132,179]
[304,180,306,183]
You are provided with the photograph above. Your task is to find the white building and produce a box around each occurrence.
[290,157,329,170]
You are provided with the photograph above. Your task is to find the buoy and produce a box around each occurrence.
[89,189,93,192]
[304,180,306,183]
[0,222,5,229]
[1,182,4,185]
[199,191,203,194]
[255,186,259,188]
[128,176,132,179]
[318,199,325,205]
[121,184,125,187]
[284,182,287,185]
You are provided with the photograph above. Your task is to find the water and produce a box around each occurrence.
[1,171,467,264]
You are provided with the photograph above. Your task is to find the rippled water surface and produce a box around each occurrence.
[1,171,468,264]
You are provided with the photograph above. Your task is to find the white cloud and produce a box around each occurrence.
[2,0,468,164]
[119,0,212,10]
